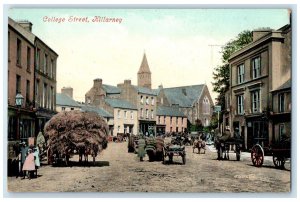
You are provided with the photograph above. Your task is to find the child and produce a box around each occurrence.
[22,148,36,180]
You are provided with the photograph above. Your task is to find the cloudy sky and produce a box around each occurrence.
[8,8,290,102]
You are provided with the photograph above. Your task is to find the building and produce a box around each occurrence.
[137,53,152,89]
[156,84,214,129]
[102,98,138,136]
[34,36,58,133]
[8,18,36,147]
[156,106,188,134]
[228,24,291,150]
[56,87,81,112]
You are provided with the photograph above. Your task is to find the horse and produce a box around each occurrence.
[193,139,206,154]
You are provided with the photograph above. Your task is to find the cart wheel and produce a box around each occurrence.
[273,156,285,169]
[182,154,186,165]
[251,144,264,167]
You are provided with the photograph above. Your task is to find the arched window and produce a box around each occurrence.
[202,96,210,114]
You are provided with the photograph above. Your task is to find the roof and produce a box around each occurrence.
[271,79,291,92]
[105,98,137,110]
[102,84,121,94]
[162,85,204,107]
[133,86,157,96]
[8,17,35,45]
[138,53,151,74]
[56,93,80,107]
[157,106,185,117]
[80,104,113,118]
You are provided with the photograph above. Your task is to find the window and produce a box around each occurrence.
[202,96,210,114]
[118,126,120,133]
[251,90,260,113]
[27,47,31,71]
[52,86,55,110]
[17,38,21,65]
[26,80,30,104]
[161,97,163,104]
[50,59,53,78]
[237,64,245,84]
[146,109,149,118]
[151,97,154,105]
[43,83,47,108]
[151,110,154,119]
[279,93,285,112]
[16,75,21,95]
[118,110,121,118]
[140,96,143,104]
[279,124,286,140]
[71,108,74,111]
[252,56,261,79]
[49,87,53,110]
[130,111,133,119]
[36,48,40,70]
[62,107,65,111]
[140,108,143,118]
[146,97,149,105]
[44,53,48,74]
[237,95,244,115]
[36,79,39,105]
[124,111,127,119]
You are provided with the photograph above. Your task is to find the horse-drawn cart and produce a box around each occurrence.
[250,137,290,169]
[163,144,186,165]
[215,138,243,161]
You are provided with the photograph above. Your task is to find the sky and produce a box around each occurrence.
[8,8,290,103]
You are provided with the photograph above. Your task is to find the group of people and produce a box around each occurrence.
[16,142,40,180]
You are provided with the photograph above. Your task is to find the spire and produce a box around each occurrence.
[138,53,151,74]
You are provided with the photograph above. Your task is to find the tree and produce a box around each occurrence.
[212,30,253,122]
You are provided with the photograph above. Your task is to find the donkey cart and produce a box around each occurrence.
[250,137,290,169]
[163,145,186,165]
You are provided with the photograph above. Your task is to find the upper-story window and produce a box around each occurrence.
[151,110,154,119]
[237,63,245,84]
[16,38,22,66]
[36,48,40,70]
[161,97,163,104]
[50,59,53,78]
[146,97,149,105]
[27,47,31,71]
[62,107,65,111]
[252,56,261,79]
[146,109,149,118]
[130,111,133,119]
[202,96,210,114]
[124,111,127,119]
[140,108,143,118]
[151,97,155,105]
[140,96,143,104]
[279,93,285,113]
[251,90,260,113]
[237,95,244,115]
[118,110,121,118]
[44,53,48,74]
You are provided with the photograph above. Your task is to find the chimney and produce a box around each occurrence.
[93,78,102,88]
[61,87,73,98]
[124,80,131,85]
[252,28,272,41]
[17,20,33,32]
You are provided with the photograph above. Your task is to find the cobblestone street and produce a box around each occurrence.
[7,142,291,193]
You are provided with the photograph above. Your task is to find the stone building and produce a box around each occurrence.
[156,84,214,129]
[34,35,58,133]
[137,53,152,89]
[102,98,138,136]
[156,106,188,134]
[8,18,36,144]
[117,80,157,135]
[56,87,81,112]
[228,24,291,150]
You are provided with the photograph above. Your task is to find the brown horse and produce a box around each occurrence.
[78,147,97,166]
[193,139,206,154]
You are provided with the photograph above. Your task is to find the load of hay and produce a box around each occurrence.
[44,110,109,160]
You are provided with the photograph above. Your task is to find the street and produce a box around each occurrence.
[7,142,290,193]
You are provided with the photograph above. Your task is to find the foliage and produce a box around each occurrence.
[212,30,253,121]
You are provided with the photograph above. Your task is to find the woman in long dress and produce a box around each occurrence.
[137,135,146,161]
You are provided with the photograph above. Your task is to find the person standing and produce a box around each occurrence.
[22,148,36,180]
[137,135,146,161]
[18,142,28,178]
[33,146,40,177]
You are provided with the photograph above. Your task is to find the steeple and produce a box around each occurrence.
[137,52,152,89]
[138,53,151,74]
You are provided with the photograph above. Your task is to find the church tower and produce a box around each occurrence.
[137,53,152,89]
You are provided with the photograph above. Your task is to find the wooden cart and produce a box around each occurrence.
[163,144,186,165]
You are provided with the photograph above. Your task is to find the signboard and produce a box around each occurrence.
[214,105,221,112]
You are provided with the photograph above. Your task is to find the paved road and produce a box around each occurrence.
[6,141,291,193]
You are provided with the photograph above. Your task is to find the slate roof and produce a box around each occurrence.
[8,17,35,45]
[271,79,291,92]
[133,86,157,96]
[102,84,121,94]
[157,106,185,117]
[162,85,205,107]
[80,104,113,118]
[105,98,137,110]
[56,93,80,107]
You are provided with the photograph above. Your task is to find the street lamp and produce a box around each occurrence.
[15,93,24,140]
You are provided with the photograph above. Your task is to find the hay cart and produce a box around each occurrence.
[250,137,290,169]
[163,144,186,165]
